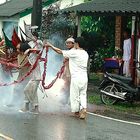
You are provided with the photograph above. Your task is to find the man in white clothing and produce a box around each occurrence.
[62,37,75,81]
[122,29,132,77]
[45,37,89,119]
[62,37,75,105]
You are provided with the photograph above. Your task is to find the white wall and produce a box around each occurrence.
[0,16,18,38]
[60,0,84,9]
[0,13,31,39]
[3,21,18,39]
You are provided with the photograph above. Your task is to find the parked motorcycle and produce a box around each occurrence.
[99,72,140,105]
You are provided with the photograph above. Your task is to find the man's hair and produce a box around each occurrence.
[124,28,131,37]
[20,42,31,52]
[32,31,39,38]
[75,37,86,49]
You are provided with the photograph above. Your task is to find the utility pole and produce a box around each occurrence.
[31,0,42,30]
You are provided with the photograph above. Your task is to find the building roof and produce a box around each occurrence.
[62,0,140,15]
[0,0,56,17]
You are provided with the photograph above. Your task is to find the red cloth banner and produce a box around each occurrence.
[0,47,65,91]
[12,28,21,47]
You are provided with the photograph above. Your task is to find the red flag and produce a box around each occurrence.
[12,28,21,47]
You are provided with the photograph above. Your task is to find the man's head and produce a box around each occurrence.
[16,42,31,53]
[123,28,131,39]
[65,37,75,49]
[75,37,86,50]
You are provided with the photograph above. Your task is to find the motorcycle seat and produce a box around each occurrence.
[107,73,132,83]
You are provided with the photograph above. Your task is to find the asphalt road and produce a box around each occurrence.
[0,106,140,140]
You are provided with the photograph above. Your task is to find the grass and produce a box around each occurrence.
[88,72,103,86]
[88,72,140,115]
[88,94,101,104]
[88,92,140,115]
[109,102,140,115]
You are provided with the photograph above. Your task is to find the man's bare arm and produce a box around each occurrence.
[45,42,62,54]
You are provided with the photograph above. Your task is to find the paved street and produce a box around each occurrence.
[0,80,139,140]
[0,105,140,140]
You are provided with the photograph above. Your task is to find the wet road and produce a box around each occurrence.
[0,83,140,140]
[0,107,140,140]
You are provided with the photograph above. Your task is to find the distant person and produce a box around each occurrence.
[122,28,132,77]
[45,37,89,119]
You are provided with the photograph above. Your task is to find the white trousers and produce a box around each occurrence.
[70,77,88,112]
[123,60,131,77]
[24,80,40,107]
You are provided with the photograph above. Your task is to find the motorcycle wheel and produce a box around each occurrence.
[100,84,118,105]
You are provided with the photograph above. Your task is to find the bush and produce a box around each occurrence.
[81,16,115,72]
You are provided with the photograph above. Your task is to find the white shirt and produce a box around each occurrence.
[123,38,131,61]
[62,49,89,79]
[64,48,76,78]
[28,39,43,65]
[28,39,43,80]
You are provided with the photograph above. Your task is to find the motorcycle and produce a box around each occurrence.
[99,72,140,105]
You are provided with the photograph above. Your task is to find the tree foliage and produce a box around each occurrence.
[41,3,75,39]
[81,16,115,72]
[41,2,116,72]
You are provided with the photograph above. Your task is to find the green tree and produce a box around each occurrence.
[81,16,115,72]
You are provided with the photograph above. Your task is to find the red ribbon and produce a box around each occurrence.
[41,48,65,89]
[0,48,44,86]
[0,47,65,90]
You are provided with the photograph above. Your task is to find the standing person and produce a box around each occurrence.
[46,37,89,119]
[8,43,31,107]
[62,38,75,79]
[17,42,42,114]
[122,28,132,77]
[62,38,75,95]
